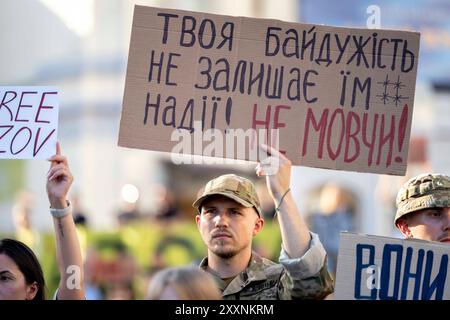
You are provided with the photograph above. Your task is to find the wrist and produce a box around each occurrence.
[274,188,291,211]
[272,182,290,199]
[49,197,68,209]
[50,200,72,218]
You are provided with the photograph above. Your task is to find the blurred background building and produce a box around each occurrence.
[0,0,449,296]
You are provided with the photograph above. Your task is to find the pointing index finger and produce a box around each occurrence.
[47,142,65,166]
[56,141,61,156]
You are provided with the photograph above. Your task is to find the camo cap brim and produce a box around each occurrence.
[193,191,255,213]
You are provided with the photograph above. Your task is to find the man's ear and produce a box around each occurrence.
[25,281,38,300]
[195,214,201,228]
[396,217,412,238]
[252,218,264,236]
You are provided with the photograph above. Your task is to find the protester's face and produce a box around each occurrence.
[0,253,37,300]
[404,207,450,243]
[196,195,263,259]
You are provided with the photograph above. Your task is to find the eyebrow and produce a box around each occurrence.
[0,270,13,275]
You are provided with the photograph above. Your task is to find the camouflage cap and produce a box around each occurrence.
[193,174,262,217]
[395,173,450,225]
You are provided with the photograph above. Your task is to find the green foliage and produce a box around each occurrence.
[0,160,24,202]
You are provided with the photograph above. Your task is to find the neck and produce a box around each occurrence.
[207,247,252,279]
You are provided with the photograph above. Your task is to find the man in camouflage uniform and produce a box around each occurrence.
[193,145,334,299]
[395,173,450,243]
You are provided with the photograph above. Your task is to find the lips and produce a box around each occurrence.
[212,231,232,239]
[439,238,450,243]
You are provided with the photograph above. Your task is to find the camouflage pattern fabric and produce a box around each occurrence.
[395,173,450,224]
[200,251,334,300]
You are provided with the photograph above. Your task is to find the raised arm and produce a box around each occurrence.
[255,144,310,258]
[46,142,84,300]
[256,144,334,299]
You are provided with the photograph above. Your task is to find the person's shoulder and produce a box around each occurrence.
[250,254,284,278]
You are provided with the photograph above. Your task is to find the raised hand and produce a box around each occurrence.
[46,142,73,209]
[255,144,291,204]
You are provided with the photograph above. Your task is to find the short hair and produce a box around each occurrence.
[0,238,46,300]
[146,266,221,300]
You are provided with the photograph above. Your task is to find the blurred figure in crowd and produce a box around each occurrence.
[193,145,334,299]
[394,173,450,243]
[308,183,355,274]
[12,190,39,250]
[117,201,141,226]
[254,179,276,219]
[104,281,135,300]
[375,174,410,237]
[152,184,182,221]
[70,192,89,227]
[0,142,84,299]
[82,247,103,300]
[146,266,221,300]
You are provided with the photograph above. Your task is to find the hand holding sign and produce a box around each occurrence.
[256,144,291,206]
[46,142,73,209]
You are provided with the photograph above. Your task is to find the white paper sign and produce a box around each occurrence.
[335,232,450,300]
[0,87,58,159]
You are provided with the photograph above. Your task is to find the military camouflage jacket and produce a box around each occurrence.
[200,232,334,300]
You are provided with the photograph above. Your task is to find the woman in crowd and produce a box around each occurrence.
[0,143,84,300]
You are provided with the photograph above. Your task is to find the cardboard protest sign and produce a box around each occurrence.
[0,87,58,159]
[119,5,420,175]
[335,232,450,300]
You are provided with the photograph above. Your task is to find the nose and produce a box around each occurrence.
[213,210,229,228]
[443,208,450,231]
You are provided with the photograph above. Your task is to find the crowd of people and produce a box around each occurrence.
[0,142,448,300]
